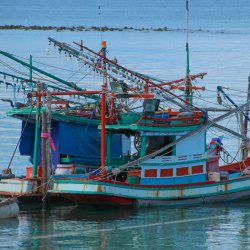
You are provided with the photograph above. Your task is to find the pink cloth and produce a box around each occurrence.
[41,132,56,152]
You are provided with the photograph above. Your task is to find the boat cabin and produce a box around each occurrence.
[103,98,222,185]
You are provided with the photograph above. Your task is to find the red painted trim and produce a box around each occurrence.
[138,122,203,127]
[144,169,157,177]
[128,169,141,177]
[63,194,135,205]
[220,157,250,172]
[176,167,189,176]
[160,169,173,177]
[192,165,203,174]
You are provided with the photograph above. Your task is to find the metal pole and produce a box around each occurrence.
[46,93,52,180]
[29,55,33,88]
[101,41,107,178]
[41,111,48,208]
[242,76,250,159]
[29,90,101,98]
[13,83,16,107]
[32,83,42,177]
[185,0,192,107]
[41,111,47,185]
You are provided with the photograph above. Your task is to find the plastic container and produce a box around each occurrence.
[37,166,43,178]
[208,172,220,182]
[127,175,140,184]
[120,112,141,125]
[220,171,229,180]
[26,166,33,179]
[153,113,169,119]
[61,157,73,164]
[55,164,75,175]
[26,166,43,178]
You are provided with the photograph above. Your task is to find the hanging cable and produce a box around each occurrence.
[6,104,34,170]
[98,0,103,42]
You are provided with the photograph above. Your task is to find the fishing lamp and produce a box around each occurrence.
[143,99,160,114]
[110,80,128,94]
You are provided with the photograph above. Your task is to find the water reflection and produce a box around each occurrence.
[1,202,250,249]
[58,205,137,222]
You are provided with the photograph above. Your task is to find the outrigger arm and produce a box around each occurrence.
[0,50,99,100]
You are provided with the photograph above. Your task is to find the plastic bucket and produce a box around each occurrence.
[208,172,220,182]
[26,166,33,179]
[55,164,75,175]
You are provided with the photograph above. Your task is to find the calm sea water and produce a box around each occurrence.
[0,1,250,249]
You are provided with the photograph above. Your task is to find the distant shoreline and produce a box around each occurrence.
[0,25,230,34]
[0,25,173,32]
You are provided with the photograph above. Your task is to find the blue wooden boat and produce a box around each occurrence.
[2,0,250,206]
[48,1,250,207]
[49,99,250,206]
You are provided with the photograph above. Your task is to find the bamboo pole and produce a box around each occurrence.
[242,76,250,159]
[101,41,107,178]
[41,111,48,189]
[46,93,52,181]
[41,111,49,208]
[32,83,42,177]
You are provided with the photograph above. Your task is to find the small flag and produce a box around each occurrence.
[186,0,189,11]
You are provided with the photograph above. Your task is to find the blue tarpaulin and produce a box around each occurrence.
[19,120,123,168]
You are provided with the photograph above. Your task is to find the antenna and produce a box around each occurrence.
[185,0,192,106]
[98,0,103,42]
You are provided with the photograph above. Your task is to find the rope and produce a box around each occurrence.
[6,105,34,170]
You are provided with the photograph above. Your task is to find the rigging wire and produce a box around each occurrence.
[14,54,91,74]
[6,105,34,170]
[98,0,103,42]
[0,58,83,94]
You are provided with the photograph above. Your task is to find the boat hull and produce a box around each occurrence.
[0,198,19,219]
[0,178,70,203]
[51,175,250,207]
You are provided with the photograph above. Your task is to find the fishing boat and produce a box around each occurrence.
[0,198,19,219]
[0,37,162,201]
[0,25,205,202]
[48,2,250,207]
[0,50,103,201]
[48,78,250,206]
[2,1,250,206]
[48,76,250,208]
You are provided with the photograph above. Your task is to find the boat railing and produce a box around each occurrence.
[117,111,205,127]
[142,153,205,164]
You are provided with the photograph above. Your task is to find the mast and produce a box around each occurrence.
[101,41,107,178]
[242,76,250,159]
[29,55,33,89]
[41,110,48,206]
[41,92,51,208]
[33,82,42,177]
[185,0,192,107]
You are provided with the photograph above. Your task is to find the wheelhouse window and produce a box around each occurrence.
[146,136,175,156]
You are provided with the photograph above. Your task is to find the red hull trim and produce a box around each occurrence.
[63,194,135,206]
